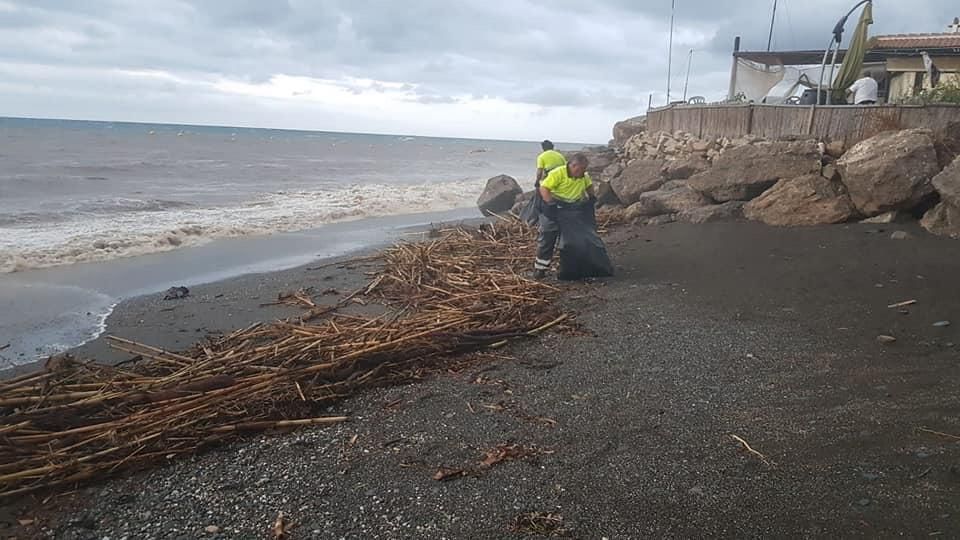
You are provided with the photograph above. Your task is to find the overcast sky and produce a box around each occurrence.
[1,1,956,142]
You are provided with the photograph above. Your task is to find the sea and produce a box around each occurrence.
[0,117,581,365]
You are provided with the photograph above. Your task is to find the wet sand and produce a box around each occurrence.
[5,220,960,538]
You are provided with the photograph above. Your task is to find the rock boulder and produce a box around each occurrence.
[612,116,646,147]
[921,201,960,238]
[934,121,960,168]
[664,155,711,180]
[743,174,856,226]
[932,155,960,207]
[477,174,522,216]
[688,140,820,202]
[677,201,745,224]
[837,128,940,217]
[610,159,666,205]
[625,182,710,218]
[595,181,621,208]
[600,162,624,183]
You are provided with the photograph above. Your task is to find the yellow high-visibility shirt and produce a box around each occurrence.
[541,165,592,203]
[536,150,567,172]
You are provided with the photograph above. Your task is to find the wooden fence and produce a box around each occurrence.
[646,103,960,146]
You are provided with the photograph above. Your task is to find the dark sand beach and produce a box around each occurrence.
[4,220,960,538]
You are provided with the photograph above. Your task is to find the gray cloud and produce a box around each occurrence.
[1,0,957,139]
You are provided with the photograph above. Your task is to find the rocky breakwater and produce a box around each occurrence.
[477,115,960,240]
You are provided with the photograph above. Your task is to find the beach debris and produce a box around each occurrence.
[163,286,190,300]
[431,443,551,482]
[0,219,573,498]
[479,444,548,468]
[890,231,910,240]
[204,525,221,534]
[0,344,8,351]
[917,428,960,441]
[933,321,952,327]
[877,335,897,344]
[730,434,775,467]
[509,512,570,537]
[260,288,316,309]
[433,467,469,481]
[272,511,292,539]
[887,299,917,309]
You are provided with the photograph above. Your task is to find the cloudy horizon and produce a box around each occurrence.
[1,1,957,142]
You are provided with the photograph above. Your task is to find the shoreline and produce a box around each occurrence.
[0,208,485,369]
[5,220,960,537]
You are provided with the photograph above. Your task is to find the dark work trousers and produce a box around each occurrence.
[535,210,560,271]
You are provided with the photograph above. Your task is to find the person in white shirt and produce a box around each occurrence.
[847,72,879,105]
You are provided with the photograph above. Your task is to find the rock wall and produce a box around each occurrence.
[480,114,960,238]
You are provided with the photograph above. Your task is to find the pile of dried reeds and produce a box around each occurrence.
[0,219,568,498]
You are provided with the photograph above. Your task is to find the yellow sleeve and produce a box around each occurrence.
[536,153,546,169]
[541,169,560,191]
[584,172,593,187]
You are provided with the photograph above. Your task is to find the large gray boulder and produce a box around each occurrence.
[687,140,820,202]
[612,115,647,147]
[743,174,856,226]
[664,155,711,180]
[609,159,665,205]
[599,162,624,182]
[934,121,960,168]
[932,155,960,207]
[625,181,710,218]
[595,180,621,208]
[477,174,522,216]
[677,201,745,224]
[837,128,940,217]
[921,201,960,238]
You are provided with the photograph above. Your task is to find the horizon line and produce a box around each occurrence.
[0,115,600,147]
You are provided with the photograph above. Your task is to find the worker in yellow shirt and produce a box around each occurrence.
[520,140,568,226]
[534,153,596,278]
[536,140,567,184]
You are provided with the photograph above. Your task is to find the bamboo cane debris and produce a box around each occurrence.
[0,219,569,498]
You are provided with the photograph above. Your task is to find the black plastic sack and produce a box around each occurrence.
[555,200,613,281]
[519,185,542,226]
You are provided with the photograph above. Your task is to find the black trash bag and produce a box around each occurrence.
[555,201,614,281]
[519,184,542,226]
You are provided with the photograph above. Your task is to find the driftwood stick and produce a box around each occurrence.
[917,428,960,441]
[730,434,775,466]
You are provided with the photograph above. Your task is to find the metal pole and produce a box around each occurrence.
[728,36,741,100]
[827,44,841,104]
[683,49,694,102]
[666,0,675,104]
[820,0,873,105]
[817,38,834,105]
[766,0,778,52]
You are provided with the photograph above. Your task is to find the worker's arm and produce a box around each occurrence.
[536,168,546,183]
[539,185,555,204]
[586,184,597,200]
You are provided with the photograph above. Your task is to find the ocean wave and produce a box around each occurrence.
[0,198,196,226]
[0,180,484,273]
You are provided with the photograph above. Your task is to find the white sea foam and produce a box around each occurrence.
[0,179,484,273]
